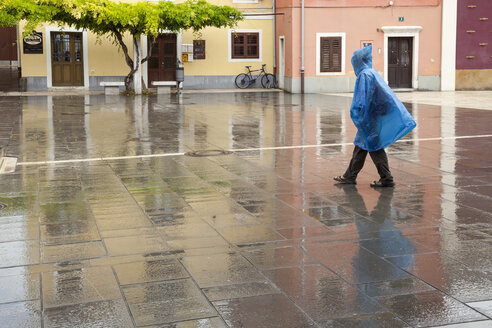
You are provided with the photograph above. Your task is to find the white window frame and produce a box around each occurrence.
[382,26,422,89]
[316,32,346,76]
[45,27,89,89]
[228,29,262,63]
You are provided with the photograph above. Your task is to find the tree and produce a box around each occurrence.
[0,0,242,93]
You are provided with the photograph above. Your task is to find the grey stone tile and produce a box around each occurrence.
[377,291,487,327]
[43,299,133,328]
[0,300,41,328]
[214,294,317,328]
[202,281,280,301]
[41,220,101,245]
[180,253,266,288]
[0,215,39,242]
[144,317,227,328]
[201,212,261,228]
[467,300,492,318]
[358,277,435,298]
[242,246,317,270]
[97,216,153,231]
[104,235,168,256]
[42,266,121,308]
[319,314,409,327]
[427,320,492,328]
[0,240,40,267]
[40,202,93,224]
[387,253,492,302]
[167,236,230,250]
[218,225,285,245]
[42,241,106,263]
[264,266,385,321]
[123,279,216,326]
[158,222,220,240]
[0,195,38,217]
[0,273,40,304]
[113,258,189,285]
[305,241,409,284]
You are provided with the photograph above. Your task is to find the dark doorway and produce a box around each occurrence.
[388,37,412,89]
[0,26,20,91]
[51,32,84,86]
[0,26,18,63]
[148,34,177,87]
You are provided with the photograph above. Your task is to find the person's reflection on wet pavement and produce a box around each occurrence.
[337,184,416,280]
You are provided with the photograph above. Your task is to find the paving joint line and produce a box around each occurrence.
[15,134,492,166]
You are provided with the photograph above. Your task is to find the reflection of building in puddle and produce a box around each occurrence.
[387,102,419,161]
[232,118,260,148]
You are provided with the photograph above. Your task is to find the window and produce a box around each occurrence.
[231,32,259,59]
[320,37,341,73]
[193,40,205,60]
[316,33,345,75]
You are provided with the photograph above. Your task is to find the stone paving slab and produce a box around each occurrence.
[0,92,491,327]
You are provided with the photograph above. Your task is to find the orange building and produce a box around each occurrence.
[274,0,443,93]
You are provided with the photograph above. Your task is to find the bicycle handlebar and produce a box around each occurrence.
[244,64,267,71]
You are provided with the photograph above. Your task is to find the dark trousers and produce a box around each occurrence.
[343,146,393,183]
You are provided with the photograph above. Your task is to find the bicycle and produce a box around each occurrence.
[235,64,277,89]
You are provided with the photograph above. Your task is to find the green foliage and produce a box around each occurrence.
[0,0,242,36]
[0,0,242,92]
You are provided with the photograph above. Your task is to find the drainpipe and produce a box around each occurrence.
[300,0,304,94]
[273,0,276,76]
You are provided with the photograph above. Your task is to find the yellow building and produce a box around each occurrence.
[17,0,275,91]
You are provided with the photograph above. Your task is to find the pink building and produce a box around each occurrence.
[455,0,492,90]
[275,0,443,93]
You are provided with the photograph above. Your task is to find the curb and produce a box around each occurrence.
[0,146,4,172]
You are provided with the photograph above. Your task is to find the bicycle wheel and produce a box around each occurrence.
[235,73,251,89]
[261,74,276,89]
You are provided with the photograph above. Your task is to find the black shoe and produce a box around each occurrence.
[370,180,395,188]
[333,176,356,184]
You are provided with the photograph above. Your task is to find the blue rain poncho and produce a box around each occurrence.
[350,46,416,151]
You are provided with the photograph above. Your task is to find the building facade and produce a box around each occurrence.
[275,0,443,93]
[13,0,274,91]
[455,0,492,90]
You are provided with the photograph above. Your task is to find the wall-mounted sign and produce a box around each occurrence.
[398,17,404,22]
[23,31,43,54]
[361,41,373,48]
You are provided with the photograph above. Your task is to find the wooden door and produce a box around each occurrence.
[51,32,83,86]
[388,37,412,88]
[148,34,177,86]
[0,26,18,61]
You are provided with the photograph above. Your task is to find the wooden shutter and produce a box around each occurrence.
[193,40,205,60]
[320,37,342,72]
[232,33,259,59]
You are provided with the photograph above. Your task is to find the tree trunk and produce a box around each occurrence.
[114,31,137,92]
[133,36,142,94]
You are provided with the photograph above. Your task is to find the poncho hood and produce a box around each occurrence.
[351,45,372,76]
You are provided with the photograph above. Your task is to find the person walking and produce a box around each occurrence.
[334,45,416,187]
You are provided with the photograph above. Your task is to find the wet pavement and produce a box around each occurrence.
[0,91,491,327]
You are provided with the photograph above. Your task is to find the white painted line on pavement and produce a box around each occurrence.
[16,134,492,166]
[230,134,492,152]
[17,152,185,166]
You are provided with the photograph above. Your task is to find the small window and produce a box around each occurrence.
[231,32,259,59]
[193,40,205,60]
[320,37,342,73]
